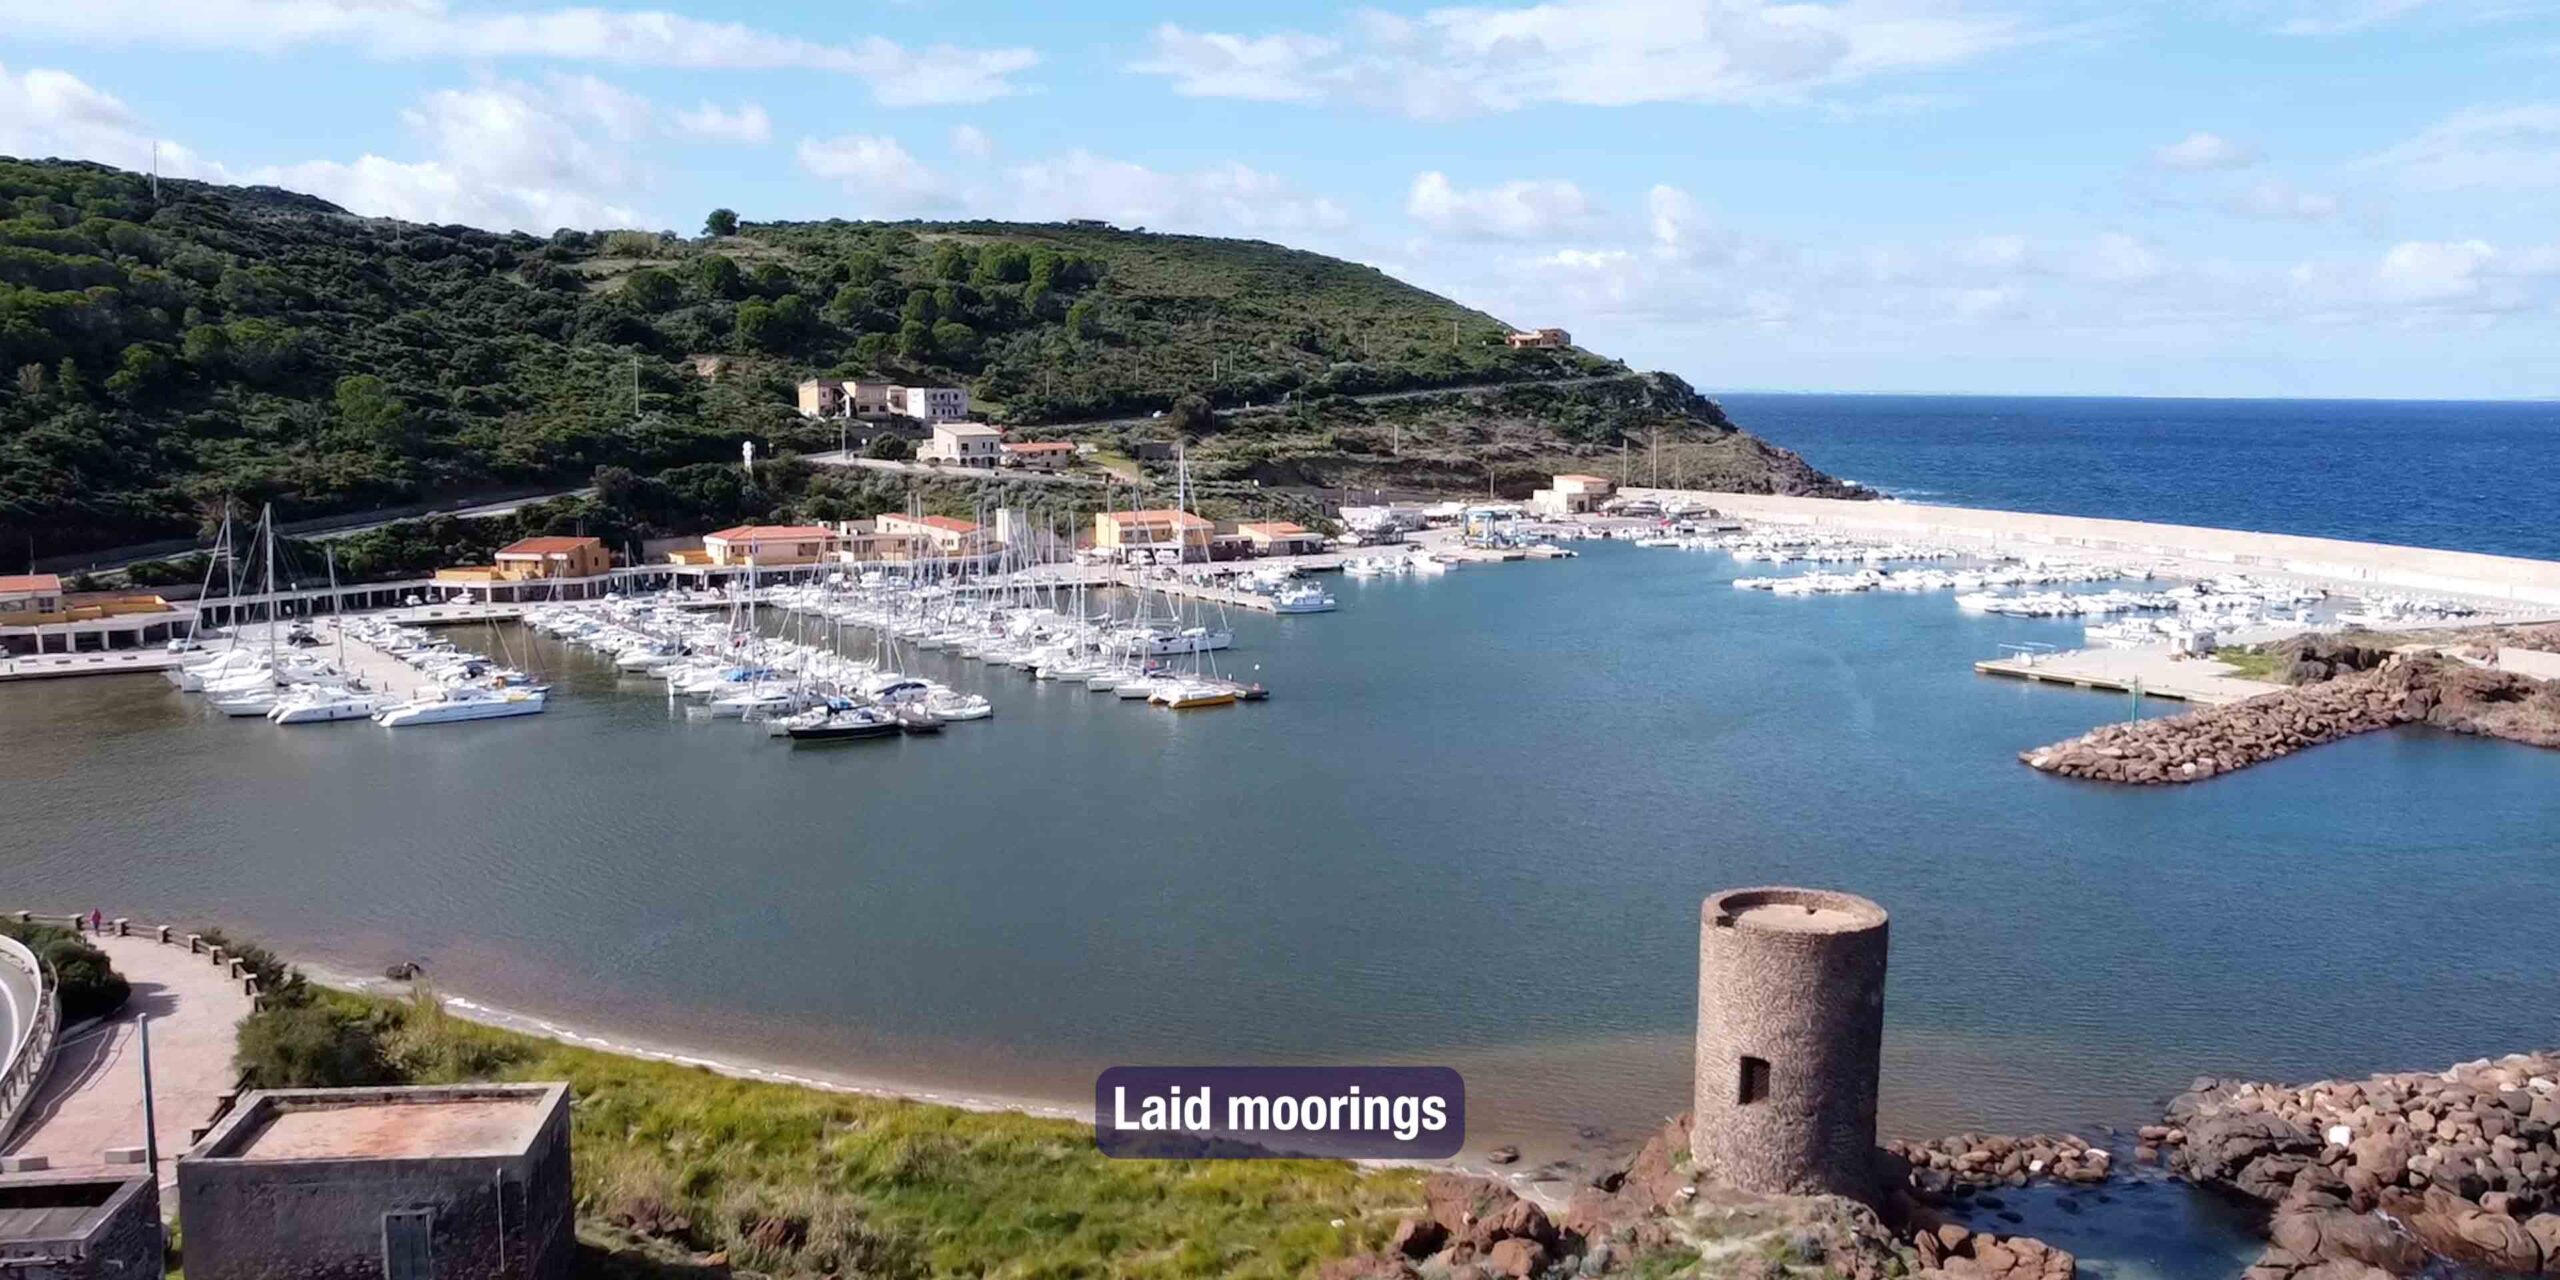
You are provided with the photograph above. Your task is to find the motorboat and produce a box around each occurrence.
[269,686,381,724]
[1270,582,1337,614]
[785,706,900,742]
[375,684,547,727]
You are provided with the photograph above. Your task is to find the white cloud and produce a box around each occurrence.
[2150,130,2262,171]
[2079,232,2164,284]
[1406,171,1596,239]
[2265,0,2452,34]
[796,134,950,215]
[2225,177,2341,220]
[2359,103,2560,192]
[670,100,771,144]
[2285,238,2557,314]
[1957,234,2032,271]
[0,0,1039,106]
[1002,151,1349,236]
[1949,285,2025,321]
[1127,26,1338,102]
[949,123,994,161]
[1129,0,2034,120]
[0,61,227,178]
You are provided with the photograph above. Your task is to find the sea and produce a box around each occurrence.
[5,394,2557,1277]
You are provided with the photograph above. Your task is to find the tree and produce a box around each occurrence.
[901,288,937,326]
[621,267,679,312]
[735,300,778,351]
[897,319,934,358]
[694,253,742,300]
[865,433,912,460]
[931,320,977,359]
[1168,392,1217,437]
[1064,298,1095,342]
[235,1002,397,1090]
[704,207,739,237]
[930,241,971,280]
[334,373,412,449]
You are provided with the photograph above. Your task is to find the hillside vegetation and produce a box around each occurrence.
[0,156,1843,564]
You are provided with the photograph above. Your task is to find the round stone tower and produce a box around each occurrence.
[1691,885,1890,1199]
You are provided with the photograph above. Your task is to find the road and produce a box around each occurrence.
[3,930,257,1193]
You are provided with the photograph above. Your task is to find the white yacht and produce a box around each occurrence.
[375,685,547,727]
[1270,582,1337,614]
[269,686,381,724]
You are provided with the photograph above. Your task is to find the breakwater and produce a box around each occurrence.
[2020,655,2560,784]
[2160,1051,2560,1278]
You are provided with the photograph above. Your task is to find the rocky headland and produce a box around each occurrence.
[2022,648,2560,785]
[2158,1051,2560,1279]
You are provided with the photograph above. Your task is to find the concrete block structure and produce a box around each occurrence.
[1692,886,1889,1199]
[177,1083,572,1280]
[0,1172,161,1278]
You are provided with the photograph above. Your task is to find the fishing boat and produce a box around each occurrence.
[1270,581,1337,614]
[375,684,548,727]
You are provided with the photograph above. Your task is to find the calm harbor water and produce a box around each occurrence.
[1717,393,2560,560]
[5,540,2557,1179]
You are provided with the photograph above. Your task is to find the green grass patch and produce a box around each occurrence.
[237,990,1423,1278]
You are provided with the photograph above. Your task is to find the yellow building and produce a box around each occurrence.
[875,513,985,555]
[1531,473,1615,516]
[493,536,611,580]
[1094,509,1213,562]
[1236,521,1326,555]
[702,524,838,566]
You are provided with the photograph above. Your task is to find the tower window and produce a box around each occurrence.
[1738,1056,1771,1104]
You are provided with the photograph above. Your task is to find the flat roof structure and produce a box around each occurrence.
[189,1083,566,1164]
[0,1174,140,1238]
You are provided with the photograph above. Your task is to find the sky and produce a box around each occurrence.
[3,0,2558,399]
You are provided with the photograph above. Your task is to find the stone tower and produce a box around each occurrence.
[1691,885,1890,1199]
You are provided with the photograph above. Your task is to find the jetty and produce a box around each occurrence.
[1974,647,2282,706]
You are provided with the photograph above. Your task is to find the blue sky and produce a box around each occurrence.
[3,0,2558,398]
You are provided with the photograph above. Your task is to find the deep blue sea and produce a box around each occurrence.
[1716,394,2560,561]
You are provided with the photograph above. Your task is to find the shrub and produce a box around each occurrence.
[234,1001,396,1089]
[0,922,129,1022]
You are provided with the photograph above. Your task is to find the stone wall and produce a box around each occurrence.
[0,1175,159,1280]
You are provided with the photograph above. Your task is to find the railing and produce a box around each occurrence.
[0,933,61,1146]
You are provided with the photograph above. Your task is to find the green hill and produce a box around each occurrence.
[0,157,1852,562]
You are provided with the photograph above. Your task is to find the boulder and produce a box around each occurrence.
[1390,1217,1448,1259]
[1485,1238,1549,1279]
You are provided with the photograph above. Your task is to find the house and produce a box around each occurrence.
[0,1172,160,1279]
[1505,327,1571,350]
[702,524,838,566]
[492,536,611,580]
[1531,473,1615,517]
[178,1083,574,1280]
[1000,440,1075,471]
[1236,521,1326,556]
[1093,509,1213,562]
[845,380,900,418]
[876,513,985,555]
[795,379,846,418]
[919,422,1004,468]
[898,385,971,423]
[0,573,64,615]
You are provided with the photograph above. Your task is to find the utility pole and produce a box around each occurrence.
[139,1014,160,1182]
[1651,430,1659,489]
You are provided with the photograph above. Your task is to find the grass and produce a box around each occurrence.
[263,990,1424,1278]
[2211,646,2287,682]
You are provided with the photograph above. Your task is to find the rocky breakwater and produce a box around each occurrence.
[1325,1115,2084,1280]
[2158,1051,2560,1279]
[1886,1133,2114,1194]
[2022,653,2560,785]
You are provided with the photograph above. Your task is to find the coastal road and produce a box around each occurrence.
[2,930,256,1194]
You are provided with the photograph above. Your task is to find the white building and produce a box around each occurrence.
[1531,473,1616,517]
[899,386,971,423]
[919,422,1003,468]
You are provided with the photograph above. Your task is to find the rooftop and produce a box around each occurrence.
[1099,509,1212,528]
[200,1085,563,1162]
[706,524,836,542]
[889,514,980,533]
[0,574,63,594]
[934,422,1004,438]
[1705,886,1888,935]
[0,1175,143,1241]
[496,536,603,556]
[1003,440,1075,452]
[1239,521,1311,536]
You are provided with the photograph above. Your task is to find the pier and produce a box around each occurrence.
[1973,646,2283,706]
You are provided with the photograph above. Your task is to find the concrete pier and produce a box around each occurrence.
[1974,646,2284,705]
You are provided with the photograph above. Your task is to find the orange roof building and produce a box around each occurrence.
[701,524,839,567]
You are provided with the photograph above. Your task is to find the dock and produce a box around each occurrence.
[0,649,185,681]
[1974,646,2283,706]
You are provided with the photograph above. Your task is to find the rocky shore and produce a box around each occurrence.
[2158,1051,2560,1278]
[1885,1133,2115,1192]
[2022,651,2560,785]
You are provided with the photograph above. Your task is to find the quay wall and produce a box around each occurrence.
[1622,490,2560,609]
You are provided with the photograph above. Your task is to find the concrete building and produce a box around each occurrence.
[701,524,838,567]
[1692,886,1889,1200]
[919,422,1003,468]
[1093,509,1213,563]
[845,380,899,418]
[794,379,845,419]
[875,513,984,556]
[1531,473,1616,517]
[1236,521,1325,556]
[1505,327,1570,349]
[0,575,64,616]
[999,440,1075,471]
[0,1172,161,1278]
[898,386,971,423]
[491,537,611,581]
[177,1083,573,1280]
